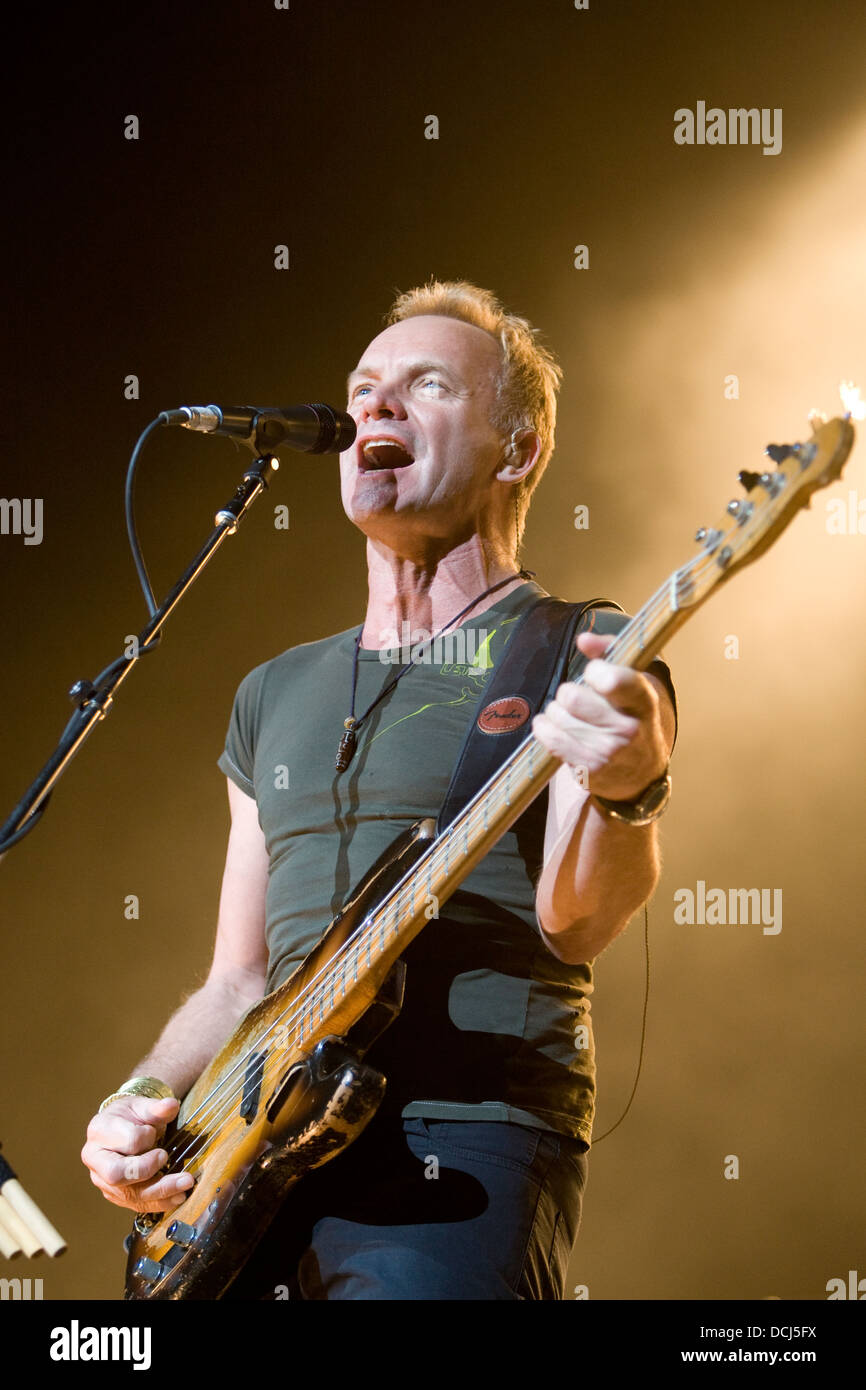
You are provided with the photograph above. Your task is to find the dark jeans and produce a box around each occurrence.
[223,1110,589,1301]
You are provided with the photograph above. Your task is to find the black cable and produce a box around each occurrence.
[591,900,651,1144]
[0,796,50,852]
[125,414,169,623]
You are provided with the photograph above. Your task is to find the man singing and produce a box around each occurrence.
[82,280,676,1299]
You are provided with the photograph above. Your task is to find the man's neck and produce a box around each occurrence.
[361,535,529,649]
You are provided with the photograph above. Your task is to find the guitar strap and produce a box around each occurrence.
[435,593,624,835]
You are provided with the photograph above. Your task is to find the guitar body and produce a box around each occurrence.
[124,817,436,1300]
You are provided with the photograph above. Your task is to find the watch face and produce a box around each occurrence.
[596,772,671,824]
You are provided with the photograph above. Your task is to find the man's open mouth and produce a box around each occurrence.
[360,438,415,470]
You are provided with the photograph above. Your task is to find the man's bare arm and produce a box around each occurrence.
[533,631,676,965]
[81,778,270,1213]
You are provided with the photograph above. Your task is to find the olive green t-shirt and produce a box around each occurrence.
[217,580,676,1147]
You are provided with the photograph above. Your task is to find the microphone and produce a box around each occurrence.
[160,403,356,454]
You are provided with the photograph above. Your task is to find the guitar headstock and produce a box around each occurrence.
[671,388,859,610]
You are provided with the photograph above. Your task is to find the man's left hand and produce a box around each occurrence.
[531,631,674,803]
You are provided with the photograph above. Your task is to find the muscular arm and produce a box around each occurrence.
[81,778,270,1212]
[533,631,676,966]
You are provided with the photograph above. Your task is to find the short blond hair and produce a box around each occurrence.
[385,279,561,553]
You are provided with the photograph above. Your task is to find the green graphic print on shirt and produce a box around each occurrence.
[217,580,676,1146]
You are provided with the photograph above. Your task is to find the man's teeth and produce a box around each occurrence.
[361,440,414,468]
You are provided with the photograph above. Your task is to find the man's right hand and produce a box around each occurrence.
[81,1096,195,1214]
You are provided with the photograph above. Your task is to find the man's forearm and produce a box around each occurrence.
[125,973,263,1101]
[536,792,661,964]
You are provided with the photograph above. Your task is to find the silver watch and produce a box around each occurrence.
[592,768,672,826]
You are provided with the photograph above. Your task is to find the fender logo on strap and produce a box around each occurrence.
[477,695,531,735]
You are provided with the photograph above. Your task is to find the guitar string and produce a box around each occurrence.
[162,463,816,1171]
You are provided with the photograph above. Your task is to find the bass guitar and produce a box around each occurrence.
[125,405,857,1299]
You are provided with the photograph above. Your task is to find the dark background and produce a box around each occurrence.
[2,0,864,1300]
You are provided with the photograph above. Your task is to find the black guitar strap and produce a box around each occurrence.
[436,594,624,835]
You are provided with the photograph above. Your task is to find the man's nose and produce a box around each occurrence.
[357,384,407,420]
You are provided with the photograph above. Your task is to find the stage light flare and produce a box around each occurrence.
[839,380,865,419]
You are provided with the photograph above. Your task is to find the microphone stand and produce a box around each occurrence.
[0,452,279,861]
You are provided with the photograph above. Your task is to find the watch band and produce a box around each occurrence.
[592,768,672,826]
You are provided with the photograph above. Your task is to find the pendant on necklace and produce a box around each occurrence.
[335,716,359,773]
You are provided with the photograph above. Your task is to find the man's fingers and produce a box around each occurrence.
[533,709,620,772]
[89,1114,160,1156]
[89,1166,194,1214]
[553,680,641,731]
[572,658,658,722]
[83,1141,172,1189]
[126,1096,180,1122]
[86,1095,178,1148]
[575,630,615,659]
[82,1094,186,1211]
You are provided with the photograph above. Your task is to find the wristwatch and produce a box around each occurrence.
[592,767,672,826]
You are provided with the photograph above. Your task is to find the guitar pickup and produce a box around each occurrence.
[239,1049,267,1123]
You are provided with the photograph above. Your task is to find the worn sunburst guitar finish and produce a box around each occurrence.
[125,411,857,1299]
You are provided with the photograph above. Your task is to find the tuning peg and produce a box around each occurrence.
[738,470,761,492]
[765,444,794,465]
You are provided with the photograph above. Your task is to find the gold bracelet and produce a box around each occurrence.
[98,1076,175,1112]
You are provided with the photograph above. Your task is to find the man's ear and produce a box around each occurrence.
[496,428,543,484]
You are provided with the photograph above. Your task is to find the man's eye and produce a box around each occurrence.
[351,385,372,398]
[418,377,446,393]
